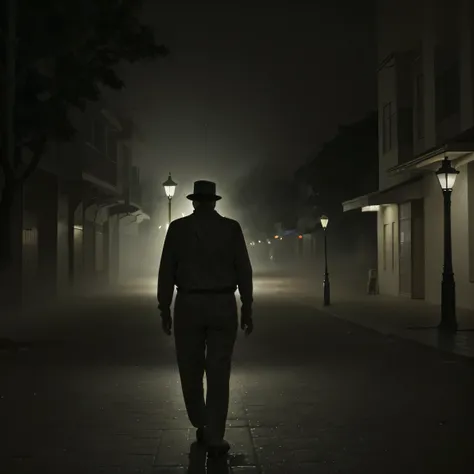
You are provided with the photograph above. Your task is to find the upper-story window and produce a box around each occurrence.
[436,63,460,121]
[89,118,119,162]
[92,119,106,155]
[435,44,460,121]
[106,129,118,163]
[415,73,425,139]
[382,101,396,153]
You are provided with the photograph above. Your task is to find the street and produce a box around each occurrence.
[1,273,473,474]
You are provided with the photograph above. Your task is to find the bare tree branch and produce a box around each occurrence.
[16,137,47,183]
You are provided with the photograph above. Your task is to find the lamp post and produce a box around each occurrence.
[162,172,177,226]
[320,215,330,306]
[436,157,459,332]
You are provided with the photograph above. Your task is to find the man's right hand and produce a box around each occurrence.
[240,306,253,336]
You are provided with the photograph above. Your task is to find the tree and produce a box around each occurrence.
[0,0,168,266]
[295,111,378,219]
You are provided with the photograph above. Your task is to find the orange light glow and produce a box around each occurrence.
[298,235,303,239]
[274,235,279,239]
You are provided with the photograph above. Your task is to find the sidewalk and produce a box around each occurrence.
[261,261,474,358]
[293,280,474,358]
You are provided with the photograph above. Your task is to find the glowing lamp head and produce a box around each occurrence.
[320,215,329,229]
[298,235,303,239]
[163,172,177,198]
[436,158,459,191]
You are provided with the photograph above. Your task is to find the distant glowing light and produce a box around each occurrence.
[258,240,262,244]
[274,235,279,239]
[320,215,329,229]
[279,237,283,240]
[361,205,380,212]
[298,235,303,239]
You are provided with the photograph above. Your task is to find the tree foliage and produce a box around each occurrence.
[295,111,378,217]
[0,0,168,187]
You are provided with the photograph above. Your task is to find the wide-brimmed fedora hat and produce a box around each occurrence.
[186,180,222,201]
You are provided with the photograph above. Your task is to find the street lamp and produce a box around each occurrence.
[162,172,177,225]
[436,157,459,332]
[320,215,330,306]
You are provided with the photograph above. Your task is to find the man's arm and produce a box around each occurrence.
[157,223,177,313]
[233,222,253,307]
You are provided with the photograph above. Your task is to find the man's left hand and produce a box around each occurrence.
[161,311,172,336]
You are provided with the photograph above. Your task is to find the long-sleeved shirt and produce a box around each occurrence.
[157,209,253,312]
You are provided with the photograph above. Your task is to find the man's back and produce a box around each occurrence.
[158,208,252,310]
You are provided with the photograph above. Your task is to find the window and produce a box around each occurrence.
[106,129,118,162]
[383,221,395,272]
[122,144,131,186]
[383,223,389,270]
[391,221,395,271]
[92,120,106,154]
[435,61,460,121]
[468,162,474,282]
[382,102,396,153]
[415,74,424,139]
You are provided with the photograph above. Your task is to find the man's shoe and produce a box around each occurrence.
[196,427,205,443]
[207,440,230,458]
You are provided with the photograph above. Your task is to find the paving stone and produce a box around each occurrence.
[226,428,256,466]
[127,437,162,455]
[151,468,187,474]
[153,430,189,467]
[226,418,249,428]
[231,468,259,474]
[2,274,474,474]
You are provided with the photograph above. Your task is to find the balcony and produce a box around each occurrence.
[130,166,142,205]
[82,142,117,188]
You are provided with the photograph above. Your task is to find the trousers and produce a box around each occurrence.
[173,292,238,443]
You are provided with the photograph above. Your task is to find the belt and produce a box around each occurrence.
[177,287,236,295]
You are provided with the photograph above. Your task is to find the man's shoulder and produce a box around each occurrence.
[220,216,242,230]
[168,217,189,232]
[171,216,190,226]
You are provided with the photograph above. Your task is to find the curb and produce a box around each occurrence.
[300,298,474,362]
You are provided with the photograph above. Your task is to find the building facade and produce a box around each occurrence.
[16,102,149,305]
[343,0,474,309]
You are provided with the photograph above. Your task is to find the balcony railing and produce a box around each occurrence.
[82,142,118,187]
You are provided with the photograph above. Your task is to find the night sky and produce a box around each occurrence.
[108,0,376,196]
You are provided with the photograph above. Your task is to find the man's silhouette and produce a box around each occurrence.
[157,180,253,457]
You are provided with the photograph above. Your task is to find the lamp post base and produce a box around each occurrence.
[437,320,457,333]
[323,275,330,306]
[439,276,457,333]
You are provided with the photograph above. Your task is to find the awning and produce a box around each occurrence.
[388,126,474,174]
[342,177,424,212]
[83,197,150,223]
[108,201,150,222]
